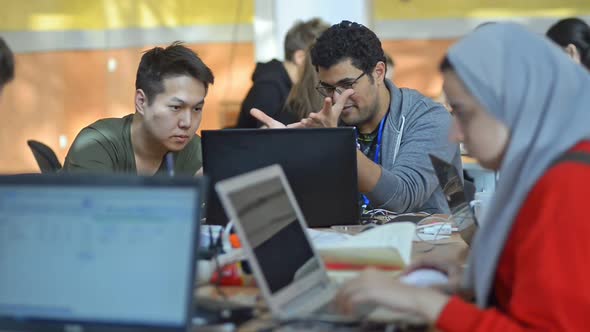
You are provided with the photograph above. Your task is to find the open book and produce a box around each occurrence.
[308,222,416,272]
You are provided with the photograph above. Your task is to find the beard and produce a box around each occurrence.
[341,101,380,129]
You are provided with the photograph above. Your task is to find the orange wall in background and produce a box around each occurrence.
[383,39,456,98]
[0,42,254,174]
[0,39,453,174]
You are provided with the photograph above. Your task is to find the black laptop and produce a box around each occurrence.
[202,128,359,227]
[0,174,206,332]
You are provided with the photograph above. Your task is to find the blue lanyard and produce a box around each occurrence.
[361,112,388,208]
[373,113,388,164]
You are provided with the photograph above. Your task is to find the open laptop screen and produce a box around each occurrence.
[202,128,359,227]
[227,176,321,294]
[429,154,474,227]
[0,184,198,329]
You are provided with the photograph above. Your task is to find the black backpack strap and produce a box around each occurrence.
[552,151,590,167]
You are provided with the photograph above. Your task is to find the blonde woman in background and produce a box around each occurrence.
[276,46,325,125]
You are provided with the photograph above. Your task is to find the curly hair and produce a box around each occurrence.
[310,20,385,80]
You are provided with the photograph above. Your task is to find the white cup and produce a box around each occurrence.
[470,191,493,225]
[196,260,215,285]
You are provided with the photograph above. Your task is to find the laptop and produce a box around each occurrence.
[202,128,359,227]
[215,165,370,320]
[428,154,475,228]
[0,174,206,332]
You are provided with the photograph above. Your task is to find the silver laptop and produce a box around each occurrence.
[0,174,205,332]
[215,165,363,320]
[429,154,475,228]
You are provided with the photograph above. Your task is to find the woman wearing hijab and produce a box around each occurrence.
[334,23,590,330]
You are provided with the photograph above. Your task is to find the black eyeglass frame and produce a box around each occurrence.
[315,72,366,97]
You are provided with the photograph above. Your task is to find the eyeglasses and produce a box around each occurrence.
[316,72,365,98]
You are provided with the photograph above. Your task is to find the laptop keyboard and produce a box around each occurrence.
[315,301,340,315]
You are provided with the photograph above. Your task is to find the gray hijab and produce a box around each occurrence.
[447,23,590,307]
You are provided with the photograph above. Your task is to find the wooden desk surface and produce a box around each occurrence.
[199,233,468,296]
[196,233,468,331]
[412,233,468,264]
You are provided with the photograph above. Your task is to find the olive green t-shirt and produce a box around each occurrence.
[63,114,202,175]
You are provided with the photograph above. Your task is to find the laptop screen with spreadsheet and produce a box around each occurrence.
[0,175,205,332]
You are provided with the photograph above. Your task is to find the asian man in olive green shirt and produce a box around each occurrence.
[64,42,214,175]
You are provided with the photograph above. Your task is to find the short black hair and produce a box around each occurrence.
[284,18,329,62]
[136,41,214,105]
[310,20,385,80]
[0,37,15,88]
[546,17,590,70]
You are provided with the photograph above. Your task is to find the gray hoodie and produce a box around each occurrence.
[365,80,462,214]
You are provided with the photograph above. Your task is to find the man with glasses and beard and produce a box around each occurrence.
[252,21,462,214]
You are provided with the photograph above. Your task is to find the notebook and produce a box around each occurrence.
[0,174,206,332]
[215,165,369,320]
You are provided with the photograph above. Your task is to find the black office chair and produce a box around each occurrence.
[464,179,476,203]
[26,140,62,173]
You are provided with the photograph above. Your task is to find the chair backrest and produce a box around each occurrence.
[26,140,62,173]
[464,179,476,203]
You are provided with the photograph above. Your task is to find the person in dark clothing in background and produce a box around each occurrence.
[0,37,15,101]
[384,53,395,81]
[235,18,328,128]
[546,17,590,70]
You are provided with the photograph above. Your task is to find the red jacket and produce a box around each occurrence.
[436,142,590,331]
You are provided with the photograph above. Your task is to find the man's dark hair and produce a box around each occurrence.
[0,37,15,88]
[136,41,214,104]
[284,18,329,62]
[546,17,590,70]
[310,20,385,81]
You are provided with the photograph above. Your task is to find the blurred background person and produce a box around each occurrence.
[235,18,328,128]
[546,17,590,70]
[385,52,395,81]
[0,37,14,100]
[275,46,323,125]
